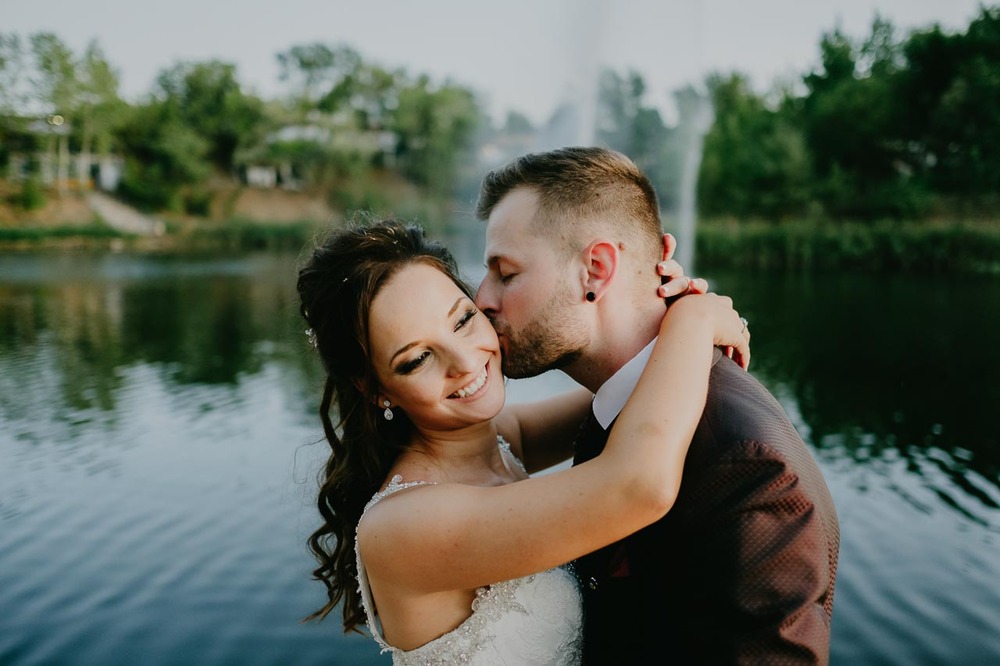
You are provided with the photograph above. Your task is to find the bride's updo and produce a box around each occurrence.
[296,218,472,631]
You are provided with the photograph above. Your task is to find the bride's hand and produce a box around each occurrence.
[662,293,750,370]
[654,233,708,302]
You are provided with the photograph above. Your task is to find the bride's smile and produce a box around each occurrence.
[368,262,505,432]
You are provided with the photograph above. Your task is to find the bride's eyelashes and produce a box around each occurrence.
[394,307,480,375]
[396,351,430,375]
[455,307,478,332]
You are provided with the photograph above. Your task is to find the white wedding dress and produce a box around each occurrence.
[355,438,583,665]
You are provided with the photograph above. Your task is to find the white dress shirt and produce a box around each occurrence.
[591,337,658,430]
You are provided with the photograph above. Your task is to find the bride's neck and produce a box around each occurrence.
[395,420,508,486]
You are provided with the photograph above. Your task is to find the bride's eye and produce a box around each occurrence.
[455,308,477,331]
[397,351,430,375]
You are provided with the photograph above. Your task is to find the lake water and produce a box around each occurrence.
[1,250,997,665]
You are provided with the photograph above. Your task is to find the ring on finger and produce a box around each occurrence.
[740,317,748,334]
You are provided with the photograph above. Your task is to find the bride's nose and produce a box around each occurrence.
[444,342,482,378]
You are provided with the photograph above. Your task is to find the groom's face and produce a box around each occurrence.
[475,188,590,379]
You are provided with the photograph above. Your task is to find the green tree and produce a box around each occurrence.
[317,53,401,130]
[597,69,673,200]
[29,32,79,116]
[391,75,480,198]
[277,43,345,112]
[800,18,923,218]
[897,6,1000,201]
[29,32,79,193]
[0,33,29,114]
[115,101,211,211]
[698,73,811,219]
[155,60,266,171]
[0,34,32,173]
[74,40,126,183]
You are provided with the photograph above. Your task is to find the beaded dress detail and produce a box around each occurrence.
[355,436,583,665]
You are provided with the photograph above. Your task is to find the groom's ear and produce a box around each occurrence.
[581,239,619,302]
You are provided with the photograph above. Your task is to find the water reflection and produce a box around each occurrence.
[704,270,1000,527]
[0,252,997,665]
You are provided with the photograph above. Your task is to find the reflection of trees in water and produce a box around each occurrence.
[0,254,321,442]
[3,255,997,525]
[120,277,265,385]
[707,268,1000,526]
[0,282,127,417]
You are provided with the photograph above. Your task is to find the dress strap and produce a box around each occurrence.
[497,435,527,474]
[355,474,435,654]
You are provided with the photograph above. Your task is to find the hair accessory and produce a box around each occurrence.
[304,328,318,348]
[586,292,596,302]
[382,400,394,421]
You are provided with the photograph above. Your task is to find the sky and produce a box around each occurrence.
[3,0,988,125]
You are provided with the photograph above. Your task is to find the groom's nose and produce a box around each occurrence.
[474,278,498,319]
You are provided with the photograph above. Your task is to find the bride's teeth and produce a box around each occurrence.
[454,368,487,398]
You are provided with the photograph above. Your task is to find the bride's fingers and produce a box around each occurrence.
[656,258,683,278]
[733,319,750,370]
[658,276,691,299]
[661,233,677,263]
[718,308,750,369]
[658,276,709,300]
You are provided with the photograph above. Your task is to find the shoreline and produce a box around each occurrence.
[3,217,1000,274]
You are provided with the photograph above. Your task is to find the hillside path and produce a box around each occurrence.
[88,192,165,236]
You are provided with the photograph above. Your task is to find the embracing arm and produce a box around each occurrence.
[359,294,750,594]
[495,233,711,474]
[494,388,592,473]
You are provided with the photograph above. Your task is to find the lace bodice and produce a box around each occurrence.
[355,437,583,665]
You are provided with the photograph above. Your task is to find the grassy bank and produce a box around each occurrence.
[0,221,128,242]
[5,217,1000,275]
[0,218,324,253]
[170,218,321,252]
[0,220,134,251]
[694,220,1000,274]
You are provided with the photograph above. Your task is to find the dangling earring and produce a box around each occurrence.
[382,400,394,421]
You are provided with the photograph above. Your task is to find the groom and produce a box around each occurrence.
[474,147,839,664]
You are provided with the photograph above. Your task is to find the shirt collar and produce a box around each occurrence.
[591,337,658,430]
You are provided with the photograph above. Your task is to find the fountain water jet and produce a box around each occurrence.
[673,88,713,272]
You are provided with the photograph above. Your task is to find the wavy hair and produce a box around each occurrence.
[296,218,471,632]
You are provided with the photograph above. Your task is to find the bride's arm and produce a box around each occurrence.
[494,388,591,473]
[359,293,749,594]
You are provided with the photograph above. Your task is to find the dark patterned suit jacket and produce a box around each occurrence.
[574,350,839,665]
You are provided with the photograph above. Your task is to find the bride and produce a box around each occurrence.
[297,219,749,664]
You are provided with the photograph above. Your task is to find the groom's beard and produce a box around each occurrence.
[495,289,590,379]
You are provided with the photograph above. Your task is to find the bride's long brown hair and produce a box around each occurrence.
[296,218,473,632]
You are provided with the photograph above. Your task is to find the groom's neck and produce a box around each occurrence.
[564,305,663,394]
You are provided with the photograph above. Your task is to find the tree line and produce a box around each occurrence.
[0,38,480,215]
[698,6,1000,221]
[1,5,998,223]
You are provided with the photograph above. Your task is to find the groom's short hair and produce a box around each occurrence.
[476,147,662,261]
